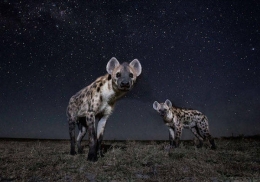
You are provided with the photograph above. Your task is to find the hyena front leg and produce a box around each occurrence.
[168,127,176,147]
[190,126,204,148]
[86,112,98,162]
[174,127,182,148]
[97,116,108,157]
[76,121,87,154]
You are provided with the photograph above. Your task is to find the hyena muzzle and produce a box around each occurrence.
[67,57,142,161]
[153,99,216,149]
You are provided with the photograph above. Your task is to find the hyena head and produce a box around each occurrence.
[106,57,142,91]
[153,99,173,122]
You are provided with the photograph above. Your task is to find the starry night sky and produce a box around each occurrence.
[1,0,259,140]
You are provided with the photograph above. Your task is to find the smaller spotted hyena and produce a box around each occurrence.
[153,99,216,149]
[67,57,142,161]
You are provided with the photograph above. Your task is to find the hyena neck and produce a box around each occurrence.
[102,74,127,105]
[163,111,173,124]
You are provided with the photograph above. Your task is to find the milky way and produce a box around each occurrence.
[0,0,259,139]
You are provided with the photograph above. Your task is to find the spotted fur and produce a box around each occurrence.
[153,99,216,149]
[67,57,142,161]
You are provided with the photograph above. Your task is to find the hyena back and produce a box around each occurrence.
[153,99,216,149]
[67,57,142,161]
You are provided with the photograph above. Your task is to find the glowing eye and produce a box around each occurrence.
[116,72,121,78]
[129,73,133,78]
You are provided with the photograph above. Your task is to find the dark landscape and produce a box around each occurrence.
[1,1,259,181]
[0,136,259,181]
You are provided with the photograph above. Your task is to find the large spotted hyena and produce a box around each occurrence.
[67,57,142,161]
[153,99,216,149]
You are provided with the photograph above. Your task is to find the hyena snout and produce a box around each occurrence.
[117,76,133,90]
[120,81,130,89]
[158,109,167,116]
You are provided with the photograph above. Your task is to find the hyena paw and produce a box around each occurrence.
[87,153,98,162]
[211,145,217,150]
[196,141,203,148]
[98,150,105,158]
[70,150,77,155]
[164,144,175,151]
[78,147,83,154]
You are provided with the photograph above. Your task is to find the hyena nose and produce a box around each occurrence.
[159,110,166,115]
[120,81,130,88]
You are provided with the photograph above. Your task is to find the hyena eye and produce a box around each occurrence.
[116,72,121,78]
[129,73,133,78]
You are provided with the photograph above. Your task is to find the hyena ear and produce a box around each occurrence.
[106,57,120,75]
[165,99,172,108]
[130,59,142,76]
[153,101,159,110]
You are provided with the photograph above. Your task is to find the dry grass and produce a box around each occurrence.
[0,137,259,181]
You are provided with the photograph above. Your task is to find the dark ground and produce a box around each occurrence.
[0,136,259,181]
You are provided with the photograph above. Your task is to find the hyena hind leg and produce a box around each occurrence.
[204,133,216,150]
[86,112,98,162]
[76,120,87,154]
[69,119,76,155]
[190,127,204,148]
[174,138,181,148]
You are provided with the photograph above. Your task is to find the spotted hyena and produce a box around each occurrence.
[67,57,142,161]
[153,99,216,149]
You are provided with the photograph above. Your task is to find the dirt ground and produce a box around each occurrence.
[0,137,259,181]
